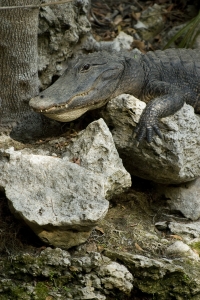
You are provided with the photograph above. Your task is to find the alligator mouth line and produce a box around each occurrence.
[36,89,92,114]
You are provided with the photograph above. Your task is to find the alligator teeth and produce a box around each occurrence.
[77,90,90,97]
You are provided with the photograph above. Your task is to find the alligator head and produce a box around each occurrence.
[29,51,129,122]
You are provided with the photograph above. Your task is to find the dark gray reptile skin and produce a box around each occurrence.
[136,49,200,142]
[29,48,200,143]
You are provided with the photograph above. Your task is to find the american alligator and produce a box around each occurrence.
[29,49,200,143]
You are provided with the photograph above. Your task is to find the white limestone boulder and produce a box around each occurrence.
[63,118,131,199]
[0,119,131,249]
[102,94,200,184]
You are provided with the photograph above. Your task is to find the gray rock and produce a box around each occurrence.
[78,31,134,53]
[38,0,91,89]
[104,249,200,300]
[102,94,200,184]
[0,119,131,249]
[0,149,108,249]
[99,261,133,294]
[5,248,133,299]
[104,31,134,51]
[71,252,133,298]
[154,221,168,231]
[166,241,199,260]
[162,179,200,221]
[169,220,200,239]
[194,33,200,50]
[63,118,131,199]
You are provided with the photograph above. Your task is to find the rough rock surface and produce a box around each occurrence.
[38,0,91,88]
[166,241,199,260]
[0,149,108,249]
[169,220,200,239]
[0,119,131,249]
[102,94,200,184]
[160,179,200,221]
[0,248,133,299]
[104,249,200,300]
[79,31,134,53]
[63,118,131,199]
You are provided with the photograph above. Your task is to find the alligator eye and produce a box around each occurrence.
[80,64,90,72]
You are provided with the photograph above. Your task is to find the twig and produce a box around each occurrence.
[0,0,72,10]
[90,9,106,26]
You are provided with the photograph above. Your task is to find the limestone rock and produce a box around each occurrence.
[162,179,200,221]
[99,261,133,294]
[38,0,91,89]
[63,118,131,199]
[4,248,133,299]
[104,249,200,299]
[0,149,107,249]
[166,241,199,260]
[102,94,200,184]
[169,220,200,239]
[79,31,134,53]
[0,119,131,249]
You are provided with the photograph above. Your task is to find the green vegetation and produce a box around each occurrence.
[164,11,200,49]
[35,282,49,299]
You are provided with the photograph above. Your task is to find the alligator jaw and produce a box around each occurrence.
[31,88,93,113]
[30,94,109,122]
[42,106,90,122]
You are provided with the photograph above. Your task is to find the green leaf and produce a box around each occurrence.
[164,10,200,49]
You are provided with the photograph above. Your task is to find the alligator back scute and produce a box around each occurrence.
[145,49,200,87]
[149,48,199,66]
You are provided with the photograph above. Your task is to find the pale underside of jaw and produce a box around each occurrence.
[43,106,90,122]
[43,100,108,122]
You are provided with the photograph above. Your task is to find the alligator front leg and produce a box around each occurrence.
[135,85,188,143]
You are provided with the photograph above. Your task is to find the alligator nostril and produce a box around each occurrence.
[40,95,44,98]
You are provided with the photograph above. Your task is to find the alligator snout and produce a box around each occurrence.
[29,95,54,112]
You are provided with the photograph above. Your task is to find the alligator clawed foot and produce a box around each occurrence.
[134,122,163,144]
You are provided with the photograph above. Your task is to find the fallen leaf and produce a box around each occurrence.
[169,235,183,240]
[72,157,81,165]
[130,223,138,227]
[95,226,105,234]
[166,4,174,12]
[113,15,123,25]
[132,11,141,20]
[132,40,146,52]
[126,28,136,35]
[97,245,105,252]
[135,243,144,251]
[192,248,199,255]
[75,158,81,165]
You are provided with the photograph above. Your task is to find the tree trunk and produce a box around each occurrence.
[0,0,60,140]
[0,0,39,125]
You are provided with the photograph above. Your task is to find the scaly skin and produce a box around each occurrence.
[29,49,200,143]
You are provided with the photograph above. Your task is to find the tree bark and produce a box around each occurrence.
[0,0,40,122]
[0,0,62,140]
